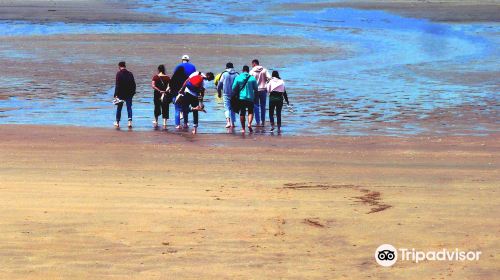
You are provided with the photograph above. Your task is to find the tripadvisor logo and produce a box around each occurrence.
[375,244,481,267]
[375,244,397,267]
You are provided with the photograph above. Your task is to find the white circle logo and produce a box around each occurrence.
[375,244,397,267]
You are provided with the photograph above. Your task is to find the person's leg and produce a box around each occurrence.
[115,102,123,126]
[230,109,236,127]
[239,102,246,133]
[153,96,161,125]
[247,101,254,132]
[182,100,190,128]
[191,96,199,134]
[253,94,261,125]
[269,100,276,130]
[174,102,181,128]
[223,95,231,127]
[276,101,283,130]
[259,90,267,126]
[162,101,169,127]
[126,98,133,127]
[161,99,169,120]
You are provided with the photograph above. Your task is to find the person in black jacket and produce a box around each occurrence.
[114,61,136,128]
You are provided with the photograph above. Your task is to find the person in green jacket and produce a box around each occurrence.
[232,65,258,133]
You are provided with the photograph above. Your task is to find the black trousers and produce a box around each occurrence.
[182,94,199,126]
[154,94,169,119]
[269,100,283,127]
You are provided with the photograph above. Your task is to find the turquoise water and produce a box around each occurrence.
[0,1,498,135]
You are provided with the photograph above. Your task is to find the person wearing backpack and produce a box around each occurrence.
[232,65,258,133]
[151,64,171,129]
[177,71,214,134]
[250,59,271,127]
[266,71,289,133]
[217,62,239,128]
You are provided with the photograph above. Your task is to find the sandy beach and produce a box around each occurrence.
[0,33,335,100]
[0,125,498,279]
[285,0,500,22]
[0,0,175,23]
[0,0,499,278]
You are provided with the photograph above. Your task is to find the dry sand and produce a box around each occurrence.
[0,125,498,279]
[284,0,500,22]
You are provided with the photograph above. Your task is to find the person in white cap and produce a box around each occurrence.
[171,55,197,129]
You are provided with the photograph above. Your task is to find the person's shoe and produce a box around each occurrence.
[175,125,182,130]
[128,121,132,128]
[183,124,189,129]
[248,126,253,133]
[241,129,245,133]
[255,122,261,127]
[225,122,231,128]
[180,112,184,120]
[163,119,167,127]
[152,121,158,128]
[277,127,281,133]
[192,127,197,134]
[270,126,275,131]
[114,121,120,128]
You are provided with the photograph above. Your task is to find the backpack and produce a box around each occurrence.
[214,71,226,87]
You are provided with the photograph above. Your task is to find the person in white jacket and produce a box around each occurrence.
[266,71,289,132]
[250,59,271,127]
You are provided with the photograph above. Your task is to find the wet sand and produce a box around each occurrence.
[285,0,500,22]
[0,0,176,23]
[0,125,498,279]
[0,33,337,100]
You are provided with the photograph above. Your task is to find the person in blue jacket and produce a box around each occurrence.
[171,55,196,129]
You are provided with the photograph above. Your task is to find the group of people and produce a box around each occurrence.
[113,55,289,134]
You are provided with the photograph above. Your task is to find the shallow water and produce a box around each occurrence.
[0,1,498,135]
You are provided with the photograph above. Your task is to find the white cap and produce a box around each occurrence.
[182,55,190,61]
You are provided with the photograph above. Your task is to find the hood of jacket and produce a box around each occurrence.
[252,66,264,73]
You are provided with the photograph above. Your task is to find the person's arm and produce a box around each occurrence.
[253,79,258,97]
[114,72,120,98]
[151,77,164,92]
[217,74,224,98]
[131,73,136,96]
[178,78,188,95]
[283,90,289,105]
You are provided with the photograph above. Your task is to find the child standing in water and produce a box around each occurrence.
[266,71,289,132]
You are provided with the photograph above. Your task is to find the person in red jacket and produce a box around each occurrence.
[177,71,214,134]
